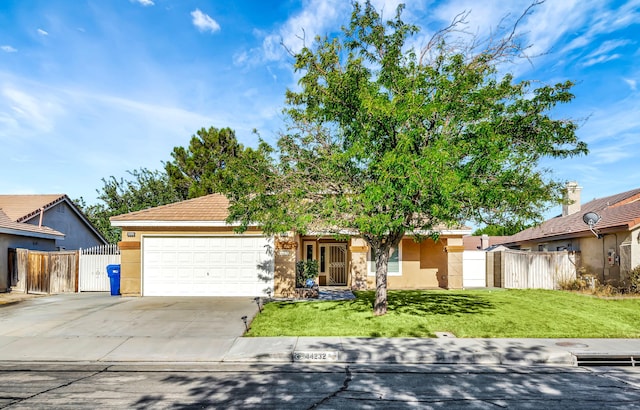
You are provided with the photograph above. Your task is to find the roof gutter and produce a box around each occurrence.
[505,225,631,246]
[0,227,63,240]
[110,220,244,228]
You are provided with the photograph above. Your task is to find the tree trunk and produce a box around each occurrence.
[374,245,390,316]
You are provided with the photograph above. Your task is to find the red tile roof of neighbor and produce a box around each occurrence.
[110,194,230,222]
[508,187,640,244]
[463,235,512,251]
[0,194,67,222]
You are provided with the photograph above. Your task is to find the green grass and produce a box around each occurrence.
[246,289,640,338]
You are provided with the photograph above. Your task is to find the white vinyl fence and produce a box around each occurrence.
[463,251,487,288]
[489,249,579,290]
[79,244,120,292]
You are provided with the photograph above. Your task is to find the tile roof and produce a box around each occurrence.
[0,194,108,244]
[0,194,66,222]
[463,235,512,251]
[110,194,230,223]
[0,209,64,238]
[508,187,640,244]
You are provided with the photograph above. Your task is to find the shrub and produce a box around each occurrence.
[625,265,640,294]
[559,271,619,297]
[296,260,319,288]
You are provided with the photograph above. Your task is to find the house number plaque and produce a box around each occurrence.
[293,350,339,362]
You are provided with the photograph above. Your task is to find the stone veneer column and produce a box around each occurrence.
[273,237,297,298]
[349,238,369,290]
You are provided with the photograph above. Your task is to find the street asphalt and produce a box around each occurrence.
[0,292,638,366]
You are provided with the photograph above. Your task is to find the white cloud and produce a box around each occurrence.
[232,51,248,66]
[581,39,631,66]
[560,1,640,58]
[131,0,154,6]
[261,0,351,62]
[1,45,17,53]
[191,9,220,33]
[578,96,640,145]
[0,86,65,138]
[237,1,424,67]
[37,28,49,36]
[583,53,621,67]
[587,39,632,57]
[624,78,637,91]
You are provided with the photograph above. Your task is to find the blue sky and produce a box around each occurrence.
[0,0,638,221]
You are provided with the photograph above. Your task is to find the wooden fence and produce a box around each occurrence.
[10,249,78,294]
[487,249,579,289]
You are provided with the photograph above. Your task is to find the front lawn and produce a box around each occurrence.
[246,289,640,338]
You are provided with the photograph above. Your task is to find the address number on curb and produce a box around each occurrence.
[293,351,339,362]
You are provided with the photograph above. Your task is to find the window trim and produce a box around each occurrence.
[303,241,317,262]
[368,241,402,276]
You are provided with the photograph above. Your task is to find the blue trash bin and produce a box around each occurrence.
[106,264,121,296]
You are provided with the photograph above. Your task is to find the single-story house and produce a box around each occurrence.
[0,194,107,292]
[504,183,640,285]
[0,209,64,291]
[110,194,471,297]
[0,194,107,250]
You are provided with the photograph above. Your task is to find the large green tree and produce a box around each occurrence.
[82,126,257,242]
[223,1,587,315]
[166,126,244,199]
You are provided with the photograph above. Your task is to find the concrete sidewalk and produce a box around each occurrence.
[0,334,638,365]
[224,337,640,366]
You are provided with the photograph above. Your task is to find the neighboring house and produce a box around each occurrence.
[0,194,107,251]
[110,194,471,297]
[462,235,512,252]
[0,209,64,291]
[505,183,640,285]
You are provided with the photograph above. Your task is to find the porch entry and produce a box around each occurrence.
[304,241,348,286]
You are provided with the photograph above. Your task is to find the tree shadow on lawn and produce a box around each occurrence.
[356,290,497,316]
[272,291,496,317]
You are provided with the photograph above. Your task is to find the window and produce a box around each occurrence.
[303,241,317,262]
[368,242,402,276]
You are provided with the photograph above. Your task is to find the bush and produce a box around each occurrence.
[559,271,595,291]
[559,271,619,297]
[296,260,319,288]
[625,265,640,294]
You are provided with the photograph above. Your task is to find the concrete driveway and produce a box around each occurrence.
[0,293,259,362]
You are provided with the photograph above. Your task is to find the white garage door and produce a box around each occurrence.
[143,236,274,296]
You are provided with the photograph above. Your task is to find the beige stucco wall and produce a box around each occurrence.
[578,236,603,280]
[363,237,451,290]
[631,227,640,272]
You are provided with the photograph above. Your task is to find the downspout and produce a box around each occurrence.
[38,207,44,227]
[602,234,606,282]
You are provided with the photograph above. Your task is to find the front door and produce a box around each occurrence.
[320,243,347,286]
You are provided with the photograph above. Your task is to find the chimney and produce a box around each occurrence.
[562,182,582,217]
[480,234,489,250]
